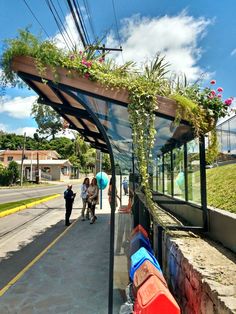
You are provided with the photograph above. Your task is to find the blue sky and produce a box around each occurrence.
[0,0,236,137]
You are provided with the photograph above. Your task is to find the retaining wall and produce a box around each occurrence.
[161,232,236,314]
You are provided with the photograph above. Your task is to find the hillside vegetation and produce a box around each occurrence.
[207,163,236,214]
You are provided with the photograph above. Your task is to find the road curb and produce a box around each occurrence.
[0,194,61,218]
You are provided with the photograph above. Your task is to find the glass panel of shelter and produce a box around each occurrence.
[154,138,203,207]
[187,139,201,204]
[71,88,206,311]
[72,90,133,312]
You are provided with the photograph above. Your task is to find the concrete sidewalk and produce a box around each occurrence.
[0,200,112,314]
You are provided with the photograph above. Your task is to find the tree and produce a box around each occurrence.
[0,132,40,150]
[8,161,20,184]
[31,102,63,139]
[49,137,73,158]
[0,161,19,186]
[102,153,111,173]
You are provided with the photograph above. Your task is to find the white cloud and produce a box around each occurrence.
[14,127,38,137]
[0,123,7,132]
[0,95,37,119]
[231,49,236,56]
[106,12,212,81]
[0,123,37,137]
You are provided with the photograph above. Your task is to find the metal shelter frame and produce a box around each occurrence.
[10,55,209,313]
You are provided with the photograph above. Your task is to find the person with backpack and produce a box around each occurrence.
[64,184,76,226]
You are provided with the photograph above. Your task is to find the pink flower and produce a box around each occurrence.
[99,58,104,63]
[217,87,223,92]
[84,73,90,79]
[217,94,222,98]
[210,90,216,96]
[210,80,216,85]
[81,59,92,67]
[69,54,75,61]
[208,95,214,99]
[79,51,83,55]
[224,98,232,106]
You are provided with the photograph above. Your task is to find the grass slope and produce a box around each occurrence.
[0,195,56,213]
[207,164,236,214]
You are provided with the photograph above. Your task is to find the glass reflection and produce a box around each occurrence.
[173,146,185,199]
[187,139,201,204]
[157,156,163,193]
[164,152,172,195]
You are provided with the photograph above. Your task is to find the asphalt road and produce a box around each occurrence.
[0,194,82,292]
[0,183,82,204]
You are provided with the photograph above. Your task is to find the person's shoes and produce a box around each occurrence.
[82,218,85,221]
[65,222,71,226]
[90,216,95,224]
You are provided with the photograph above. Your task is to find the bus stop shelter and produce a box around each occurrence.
[10,55,207,313]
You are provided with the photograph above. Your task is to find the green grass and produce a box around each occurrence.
[207,164,236,214]
[0,195,56,213]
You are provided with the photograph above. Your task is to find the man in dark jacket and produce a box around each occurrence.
[64,184,76,226]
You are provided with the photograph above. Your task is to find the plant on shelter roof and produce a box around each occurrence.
[0,30,233,217]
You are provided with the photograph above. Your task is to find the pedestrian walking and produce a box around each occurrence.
[122,177,129,195]
[87,177,99,224]
[80,177,90,221]
[64,184,76,226]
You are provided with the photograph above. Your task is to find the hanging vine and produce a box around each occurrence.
[0,30,233,217]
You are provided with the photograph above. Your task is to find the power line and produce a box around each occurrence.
[82,0,96,42]
[22,0,50,38]
[66,0,87,48]
[111,0,121,46]
[111,0,124,63]
[45,0,71,50]
[56,0,77,46]
[73,0,90,45]
[48,0,75,49]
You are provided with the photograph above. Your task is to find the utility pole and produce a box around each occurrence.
[93,44,122,209]
[30,151,33,181]
[88,44,122,60]
[20,132,26,186]
[36,150,40,184]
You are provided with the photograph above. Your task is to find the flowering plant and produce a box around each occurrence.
[0,29,234,219]
[184,80,233,120]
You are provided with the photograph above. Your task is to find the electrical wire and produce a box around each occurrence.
[22,0,50,38]
[73,0,90,45]
[82,0,96,42]
[45,0,71,50]
[66,0,87,48]
[111,0,124,63]
[111,0,121,46]
[56,0,77,47]
[48,0,75,49]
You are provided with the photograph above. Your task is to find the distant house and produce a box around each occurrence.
[0,150,72,181]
